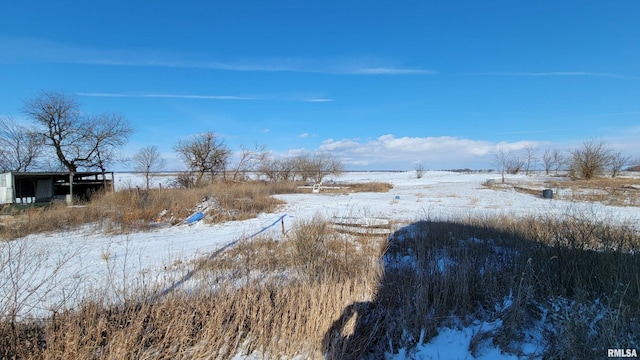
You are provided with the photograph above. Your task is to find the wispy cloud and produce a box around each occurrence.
[76,92,334,102]
[355,68,438,75]
[558,111,640,119]
[474,71,640,80]
[76,92,257,100]
[298,133,309,138]
[307,98,335,102]
[1,36,436,76]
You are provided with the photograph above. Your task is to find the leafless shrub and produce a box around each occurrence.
[568,139,613,180]
[170,171,197,189]
[626,157,640,172]
[414,163,425,179]
[609,151,631,178]
[0,239,81,357]
[506,159,524,174]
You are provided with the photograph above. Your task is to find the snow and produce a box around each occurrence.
[3,170,639,359]
[388,321,517,360]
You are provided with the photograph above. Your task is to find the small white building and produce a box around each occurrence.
[0,172,114,204]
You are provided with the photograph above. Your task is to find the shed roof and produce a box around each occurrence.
[4,171,112,179]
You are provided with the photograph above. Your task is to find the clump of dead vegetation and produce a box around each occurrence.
[291,181,393,194]
[484,175,640,207]
[0,179,392,240]
[2,211,638,359]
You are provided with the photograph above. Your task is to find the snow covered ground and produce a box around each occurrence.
[3,171,639,359]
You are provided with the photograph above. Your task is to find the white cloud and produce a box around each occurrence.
[253,130,640,170]
[316,135,540,169]
[298,133,309,138]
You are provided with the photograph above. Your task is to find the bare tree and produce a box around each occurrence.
[0,116,42,172]
[133,145,166,190]
[257,157,278,181]
[23,91,132,173]
[609,151,631,178]
[90,113,133,173]
[257,152,342,183]
[491,146,515,183]
[568,139,612,180]
[295,155,315,182]
[175,132,230,186]
[305,152,344,183]
[522,145,537,175]
[23,91,132,203]
[230,143,268,181]
[258,156,297,181]
[542,148,565,175]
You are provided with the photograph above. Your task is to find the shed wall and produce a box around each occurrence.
[0,173,14,204]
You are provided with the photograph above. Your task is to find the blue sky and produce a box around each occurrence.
[1,1,639,170]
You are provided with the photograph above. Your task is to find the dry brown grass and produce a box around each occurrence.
[378,213,640,358]
[2,219,385,359]
[545,177,640,206]
[0,181,288,239]
[343,182,393,193]
[485,176,640,206]
[0,180,392,240]
[294,181,393,194]
[2,200,639,358]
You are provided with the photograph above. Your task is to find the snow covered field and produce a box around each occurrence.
[3,171,639,359]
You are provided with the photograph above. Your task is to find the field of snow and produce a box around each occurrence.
[3,171,639,359]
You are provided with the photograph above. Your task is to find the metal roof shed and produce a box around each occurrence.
[0,171,114,205]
